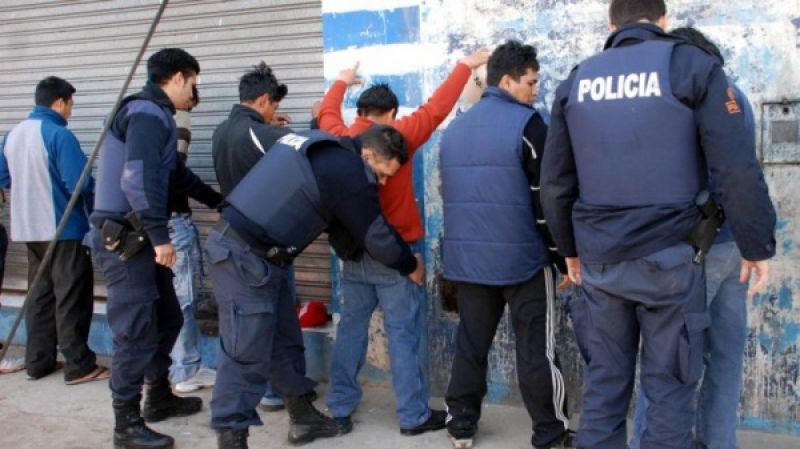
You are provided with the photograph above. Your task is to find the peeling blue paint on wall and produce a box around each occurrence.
[323,0,800,435]
[323,6,420,52]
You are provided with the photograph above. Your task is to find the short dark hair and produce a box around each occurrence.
[671,27,725,66]
[147,48,200,85]
[609,0,666,27]
[35,76,76,107]
[486,40,540,87]
[239,61,288,103]
[360,124,408,165]
[356,84,399,118]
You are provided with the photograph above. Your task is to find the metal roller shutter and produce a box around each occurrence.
[0,0,330,304]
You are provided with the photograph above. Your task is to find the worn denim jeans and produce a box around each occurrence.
[327,250,430,428]
[630,241,747,449]
[168,214,203,384]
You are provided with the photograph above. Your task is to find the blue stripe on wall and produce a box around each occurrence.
[340,73,423,108]
[322,6,420,52]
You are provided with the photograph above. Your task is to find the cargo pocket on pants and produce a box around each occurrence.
[205,241,231,265]
[107,297,158,346]
[228,301,276,363]
[678,312,711,384]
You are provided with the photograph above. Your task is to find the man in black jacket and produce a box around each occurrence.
[210,124,423,449]
[211,62,305,415]
[212,62,292,196]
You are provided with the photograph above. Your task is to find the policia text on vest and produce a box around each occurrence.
[577,72,662,102]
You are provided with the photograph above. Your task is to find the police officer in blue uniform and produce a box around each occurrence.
[541,1,776,448]
[90,48,223,449]
[209,125,424,449]
[630,27,763,449]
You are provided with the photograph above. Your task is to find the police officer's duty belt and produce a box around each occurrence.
[213,219,294,267]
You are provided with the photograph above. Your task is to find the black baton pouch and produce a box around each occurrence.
[118,211,150,261]
[120,231,150,261]
[101,219,127,252]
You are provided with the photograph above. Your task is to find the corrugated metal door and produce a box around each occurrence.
[0,0,331,303]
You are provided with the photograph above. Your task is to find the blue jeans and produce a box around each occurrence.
[168,214,203,384]
[327,251,430,428]
[630,241,747,449]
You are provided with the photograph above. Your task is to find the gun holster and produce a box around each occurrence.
[264,246,295,268]
[687,191,724,265]
[101,212,150,261]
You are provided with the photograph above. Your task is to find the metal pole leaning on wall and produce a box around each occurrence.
[0,0,169,364]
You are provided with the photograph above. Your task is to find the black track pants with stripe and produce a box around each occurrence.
[445,266,569,447]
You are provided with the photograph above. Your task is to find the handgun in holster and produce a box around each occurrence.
[264,246,296,268]
[101,211,150,262]
[687,190,724,265]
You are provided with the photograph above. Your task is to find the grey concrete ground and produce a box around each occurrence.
[0,347,797,449]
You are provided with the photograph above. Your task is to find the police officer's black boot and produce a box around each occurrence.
[142,378,203,422]
[216,428,248,449]
[285,392,344,445]
[113,396,175,449]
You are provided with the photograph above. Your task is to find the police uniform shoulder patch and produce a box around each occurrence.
[725,88,742,114]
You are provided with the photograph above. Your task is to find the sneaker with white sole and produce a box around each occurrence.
[174,367,216,393]
[0,356,25,375]
[259,394,285,412]
[449,435,474,449]
[447,417,476,449]
[535,430,575,449]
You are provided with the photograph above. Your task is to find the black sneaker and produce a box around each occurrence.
[217,428,248,449]
[535,430,576,449]
[400,409,447,436]
[447,417,477,449]
[334,416,353,434]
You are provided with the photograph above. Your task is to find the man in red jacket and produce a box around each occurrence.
[319,48,488,435]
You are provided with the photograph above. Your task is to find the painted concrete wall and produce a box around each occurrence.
[322,0,800,434]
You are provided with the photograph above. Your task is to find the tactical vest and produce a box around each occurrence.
[565,40,701,207]
[225,130,338,253]
[95,100,177,213]
[440,87,549,285]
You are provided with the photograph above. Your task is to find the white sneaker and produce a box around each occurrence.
[0,356,25,374]
[449,435,473,449]
[174,367,216,393]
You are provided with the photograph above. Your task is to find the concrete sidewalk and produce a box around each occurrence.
[0,349,798,449]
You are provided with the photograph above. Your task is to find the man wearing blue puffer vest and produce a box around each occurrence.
[440,40,573,449]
